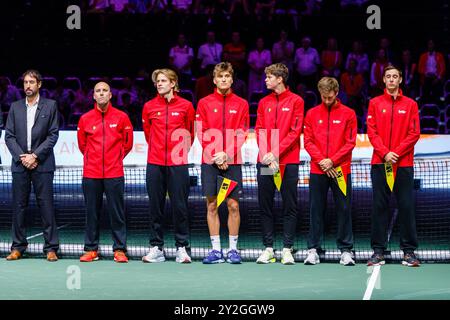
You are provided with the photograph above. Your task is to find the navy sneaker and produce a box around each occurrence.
[367,253,385,266]
[226,249,242,264]
[402,253,420,267]
[202,250,225,264]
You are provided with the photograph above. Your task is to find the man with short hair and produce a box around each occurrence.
[5,69,60,261]
[197,31,223,71]
[141,68,195,264]
[255,63,304,265]
[303,77,357,266]
[366,64,421,267]
[77,82,134,263]
[196,62,249,264]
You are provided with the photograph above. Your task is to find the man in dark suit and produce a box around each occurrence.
[5,69,60,262]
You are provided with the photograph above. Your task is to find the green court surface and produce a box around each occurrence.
[0,259,449,300]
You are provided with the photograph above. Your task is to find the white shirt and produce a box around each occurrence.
[26,94,39,152]
[197,42,223,69]
[294,47,320,75]
[169,45,194,74]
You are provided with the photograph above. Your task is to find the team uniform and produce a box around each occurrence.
[196,88,249,200]
[77,103,133,261]
[255,88,304,262]
[142,93,195,263]
[303,99,357,265]
[366,89,420,266]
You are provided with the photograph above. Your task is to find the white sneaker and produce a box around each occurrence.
[175,247,192,264]
[256,248,276,264]
[142,246,165,263]
[281,248,295,265]
[304,248,320,265]
[340,251,355,266]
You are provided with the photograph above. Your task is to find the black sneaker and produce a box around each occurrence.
[402,253,420,267]
[367,253,385,266]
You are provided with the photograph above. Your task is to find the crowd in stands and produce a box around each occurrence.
[1,32,449,134]
[1,1,449,134]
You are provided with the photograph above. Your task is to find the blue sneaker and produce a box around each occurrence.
[202,250,225,264]
[226,249,242,264]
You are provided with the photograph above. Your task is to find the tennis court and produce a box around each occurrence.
[1,259,449,300]
[0,160,449,300]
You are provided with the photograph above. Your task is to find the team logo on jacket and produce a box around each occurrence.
[214,109,218,113]
[110,124,117,128]
[398,110,406,114]
[268,108,271,112]
[319,120,323,124]
[172,112,180,116]
[93,126,96,130]
[157,112,161,116]
[382,109,386,113]
[282,107,290,112]
[229,110,237,114]
[332,120,341,124]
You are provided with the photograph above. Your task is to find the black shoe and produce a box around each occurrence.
[367,253,385,266]
[402,253,420,267]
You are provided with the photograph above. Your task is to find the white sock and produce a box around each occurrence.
[229,235,238,251]
[265,247,274,253]
[211,235,221,251]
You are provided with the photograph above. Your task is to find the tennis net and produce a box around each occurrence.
[0,158,449,262]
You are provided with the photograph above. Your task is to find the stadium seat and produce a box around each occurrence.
[445,104,450,120]
[87,77,104,89]
[42,76,58,91]
[250,114,257,128]
[249,102,258,115]
[111,77,125,90]
[249,91,265,104]
[134,77,148,90]
[420,103,441,118]
[40,88,51,98]
[62,77,81,91]
[357,115,365,133]
[444,93,450,106]
[15,77,23,88]
[420,116,439,134]
[178,89,195,104]
[303,90,318,110]
[66,112,83,129]
[444,79,450,97]
[58,112,66,129]
[0,76,11,85]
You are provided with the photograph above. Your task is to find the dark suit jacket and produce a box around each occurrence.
[5,97,59,172]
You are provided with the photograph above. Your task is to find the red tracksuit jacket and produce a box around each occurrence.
[303,100,357,175]
[77,103,134,178]
[196,89,249,165]
[367,89,420,167]
[255,88,304,164]
[142,94,195,166]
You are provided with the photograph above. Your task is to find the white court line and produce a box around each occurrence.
[363,265,381,300]
[26,224,70,240]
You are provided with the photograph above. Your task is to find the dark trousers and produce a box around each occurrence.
[307,173,353,252]
[82,177,127,252]
[370,165,418,253]
[11,171,59,254]
[257,164,299,248]
[146,164,190,249]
